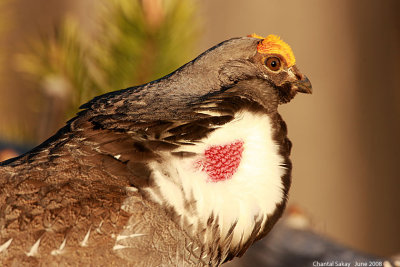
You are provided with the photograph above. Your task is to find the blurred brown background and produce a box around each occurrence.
[0,0,399,258]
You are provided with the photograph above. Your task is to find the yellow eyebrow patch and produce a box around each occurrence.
[248,33,296,67]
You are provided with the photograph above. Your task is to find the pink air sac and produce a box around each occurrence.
[195,140,244,182]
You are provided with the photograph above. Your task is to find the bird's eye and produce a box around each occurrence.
[265,57,281,71]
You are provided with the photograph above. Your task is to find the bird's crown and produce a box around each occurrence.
[249,33,296,67]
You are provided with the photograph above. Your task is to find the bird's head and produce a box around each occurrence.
[188,34,312,110]
[248,33,312,103]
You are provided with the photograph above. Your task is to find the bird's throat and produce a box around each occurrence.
[195,140,244,182]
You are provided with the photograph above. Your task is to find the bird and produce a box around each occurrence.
[0,34,312,266]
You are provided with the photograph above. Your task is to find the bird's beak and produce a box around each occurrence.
[288,66,312,94]
[293,76,312,94]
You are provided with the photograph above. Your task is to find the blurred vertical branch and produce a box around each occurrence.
[0,0,21,145]
[9,0,200,144]
[0,0,11,100]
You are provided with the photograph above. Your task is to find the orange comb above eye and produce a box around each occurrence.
[248,33,296,67]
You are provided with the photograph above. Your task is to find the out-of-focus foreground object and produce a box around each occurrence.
[225,207,399,267]
[0,149,18,162]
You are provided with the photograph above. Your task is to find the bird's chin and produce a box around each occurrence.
[276,84,297,104]
[279,94,296,104]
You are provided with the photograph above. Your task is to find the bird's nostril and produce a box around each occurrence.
[295,72,303,81]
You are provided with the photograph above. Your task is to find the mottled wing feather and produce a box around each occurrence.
[0,143,132,266]
[0,100,232,266]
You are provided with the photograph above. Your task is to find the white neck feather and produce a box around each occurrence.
[146,111,286,249]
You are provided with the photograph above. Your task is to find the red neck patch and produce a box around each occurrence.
[195,140,244,182]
